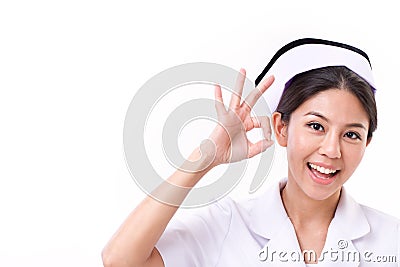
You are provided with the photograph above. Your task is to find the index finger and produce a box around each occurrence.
[229,68,246,109]
[243,75,275,109]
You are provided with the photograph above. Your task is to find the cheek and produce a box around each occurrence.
[286,131,314,166]
[343,145,366,168]
[287,128,314,154]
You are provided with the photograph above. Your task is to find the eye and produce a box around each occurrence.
[307,122,324,132]
[344,131,361,140]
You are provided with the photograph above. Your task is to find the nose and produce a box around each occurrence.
[319,132,341,159]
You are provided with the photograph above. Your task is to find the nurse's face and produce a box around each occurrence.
[275,88,370,200]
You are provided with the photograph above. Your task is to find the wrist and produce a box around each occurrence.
[167,147,214,188]
[183,145,216,173]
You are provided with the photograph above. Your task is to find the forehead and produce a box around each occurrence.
[293,89,369,124]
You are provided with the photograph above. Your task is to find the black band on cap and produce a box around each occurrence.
[255,38,372,86]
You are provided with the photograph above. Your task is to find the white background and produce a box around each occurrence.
[1,1,399,266]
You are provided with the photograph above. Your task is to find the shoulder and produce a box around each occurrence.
[185,192,268,232]
[174,196,236,225]
[352,204,400,252]
[338,187,400,236]
[198,194,256,225]
[359,204,400,228]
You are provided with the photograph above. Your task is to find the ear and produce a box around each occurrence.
[271,112,288,147]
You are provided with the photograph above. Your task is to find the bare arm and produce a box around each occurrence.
[102,70,275,267]
[102,147,212,267]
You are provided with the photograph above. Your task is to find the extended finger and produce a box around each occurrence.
[243,75,275,109]
[229,68,246,109]
[214,84,227,115]
[247,139,274,158]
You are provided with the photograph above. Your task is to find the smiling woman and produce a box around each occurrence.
[102,38,400,266]
[273,66,375,202]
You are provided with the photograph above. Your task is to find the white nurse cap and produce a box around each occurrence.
[255,38,376,112]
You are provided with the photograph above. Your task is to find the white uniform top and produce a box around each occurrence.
[156,178,400,266]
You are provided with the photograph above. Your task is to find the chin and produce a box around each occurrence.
[305,189,336,201]
[302,180,343,201]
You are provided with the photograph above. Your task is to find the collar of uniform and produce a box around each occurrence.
[248,178,291,240]
[248,178,370,241]
[329,186,370,239]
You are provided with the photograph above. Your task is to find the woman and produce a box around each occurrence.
[102,38,400,266]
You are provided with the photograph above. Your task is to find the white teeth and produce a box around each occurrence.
[309,163,337,174]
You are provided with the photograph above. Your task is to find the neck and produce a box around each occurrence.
[281,178,341,226]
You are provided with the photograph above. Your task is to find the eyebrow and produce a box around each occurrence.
[305,111,367,130]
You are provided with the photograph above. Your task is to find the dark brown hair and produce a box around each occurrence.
[276,66,377,139]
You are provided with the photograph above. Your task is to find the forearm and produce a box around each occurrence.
[102,148,213,267]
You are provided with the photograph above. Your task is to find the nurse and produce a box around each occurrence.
[102,38,400,266]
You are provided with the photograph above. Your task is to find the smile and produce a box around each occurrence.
[308,163,338,175]
[307,162,341,185]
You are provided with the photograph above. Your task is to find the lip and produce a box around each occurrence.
[309,161,339,171]
[307,162,340,185]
